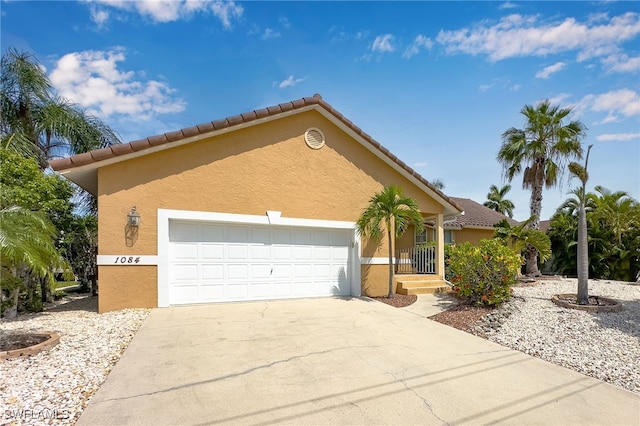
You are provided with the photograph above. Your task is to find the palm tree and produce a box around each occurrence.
[484,184,515,217]
[1,47,120,168]
[431,178,445,190]
[0,206,70,318]
[497,100,586,276]
[568,145,593,304]
[357,185,424,298]
[493,216,552,266]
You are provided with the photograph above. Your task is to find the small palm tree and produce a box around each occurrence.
[0,206,70,318]
[497,100,586,275]
[568,145,593,304]
[484,184,515,217]
[357,185,424,298]
[494,216,552,266]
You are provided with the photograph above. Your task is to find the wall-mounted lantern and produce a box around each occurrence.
[127,206,141,227]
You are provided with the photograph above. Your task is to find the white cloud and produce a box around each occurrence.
[371,34,395,53]
[413,162,428,168]
[85,0,243,28]
[574,89,640,123]
[500,2,518,10]
[262,28,281,40]
[436,12,640,64]
[403,35,433,59]
[535,61,567,79]
[601,53,640,73]
[596,133,640,142]
[478,84,493,92]
[276,75,305,89]
[49,49,186,121]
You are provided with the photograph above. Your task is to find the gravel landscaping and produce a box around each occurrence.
[474,278,639,394]
[0,294,149,425]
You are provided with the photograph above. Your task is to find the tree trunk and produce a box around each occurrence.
[526,168,544,276]
[387,221,394,298]
[576,205,589,304]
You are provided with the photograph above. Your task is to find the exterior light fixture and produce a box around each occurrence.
[127,206,141,227]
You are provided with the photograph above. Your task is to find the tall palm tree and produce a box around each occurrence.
[1,47,120,168]
[568,145,593,304]
[484,184,515,217]
[357,185,424,298]
[497,100,586,276]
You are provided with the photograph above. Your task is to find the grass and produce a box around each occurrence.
[55,281,79,289]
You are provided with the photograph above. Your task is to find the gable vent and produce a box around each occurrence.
[304,128,325,150]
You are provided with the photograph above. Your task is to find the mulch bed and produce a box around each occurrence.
[430,304,494,333]
[0,333,48,351]
[372,294,417,308]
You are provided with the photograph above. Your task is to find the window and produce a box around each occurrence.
[444,230,454,244]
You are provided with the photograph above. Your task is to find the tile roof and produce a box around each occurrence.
[446,197,519,230]
[48,94,463,215]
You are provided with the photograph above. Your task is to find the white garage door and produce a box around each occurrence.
[168,220,353,305]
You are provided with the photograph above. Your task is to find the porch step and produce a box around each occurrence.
[397,280,452,295]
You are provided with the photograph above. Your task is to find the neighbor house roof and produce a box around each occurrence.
[49,94,463,216]
[445,197,519,230]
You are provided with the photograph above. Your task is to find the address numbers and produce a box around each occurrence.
[96,255,158,265]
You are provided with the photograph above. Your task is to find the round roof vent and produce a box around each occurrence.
[304,128,325,150]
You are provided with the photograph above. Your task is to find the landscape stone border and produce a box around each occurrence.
[1,332,60,360]
[551,294,623,313]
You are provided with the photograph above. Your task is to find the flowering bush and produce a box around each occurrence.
[445,239,522,306]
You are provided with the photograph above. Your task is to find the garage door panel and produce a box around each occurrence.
[200,284,224,301]
[227,283,248,299]
[228,264,249,279]
[273,245,292,259]
[251,264,271,279]
[250,245,269,260]
[171,243,198,260]
[227,245,248,259]
[171,285,199,303]
[202,264,224,280]
[172,264,198,281]
[201,224,224,241]
[201,244,224,260]
[248,283,271,298]
[168,220,353,305]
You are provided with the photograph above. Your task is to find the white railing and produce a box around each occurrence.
[395,246,436,274]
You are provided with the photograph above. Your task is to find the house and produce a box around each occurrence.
[50,94,463,312]
[442,197,519,245]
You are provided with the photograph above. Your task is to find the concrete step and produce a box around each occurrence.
[394,274,443,282]
[397,280,452,295]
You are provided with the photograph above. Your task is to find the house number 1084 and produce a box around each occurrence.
[114,256,141,264]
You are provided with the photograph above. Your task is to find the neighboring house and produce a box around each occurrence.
[442,197,519,245]
[50,94,463,312]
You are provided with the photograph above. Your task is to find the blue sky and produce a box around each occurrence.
[2,1,639,221]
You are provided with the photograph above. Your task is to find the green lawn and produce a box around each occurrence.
[55,281,79,289]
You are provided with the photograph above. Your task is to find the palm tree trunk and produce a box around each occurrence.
[525,172,544,276]
[576,205,589,304]
[387,221,394,298]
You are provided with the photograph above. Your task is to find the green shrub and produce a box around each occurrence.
[445,239,522,306]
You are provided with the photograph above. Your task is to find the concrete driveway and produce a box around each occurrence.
[79,297,639,425]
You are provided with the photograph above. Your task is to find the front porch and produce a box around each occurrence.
[394,245,451,295]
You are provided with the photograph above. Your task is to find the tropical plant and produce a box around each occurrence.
[548,186,639,282]
[431,178,445,190]
[357,185,424,298]
[0,206,70,318]
[497,100,586,276]
[483,184,515,218]
[445,240,521,306]
[1,47,120,167]
[568,145,593,304]
[493,216,552,266]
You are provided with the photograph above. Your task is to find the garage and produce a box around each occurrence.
[167,220,354,305]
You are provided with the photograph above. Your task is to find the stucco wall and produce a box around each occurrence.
[97,110,444,311]
[453,228,494,245]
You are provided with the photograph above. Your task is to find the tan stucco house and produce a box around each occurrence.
[50,94,463,312]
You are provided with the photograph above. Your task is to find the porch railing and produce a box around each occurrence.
[395,246,436,274]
